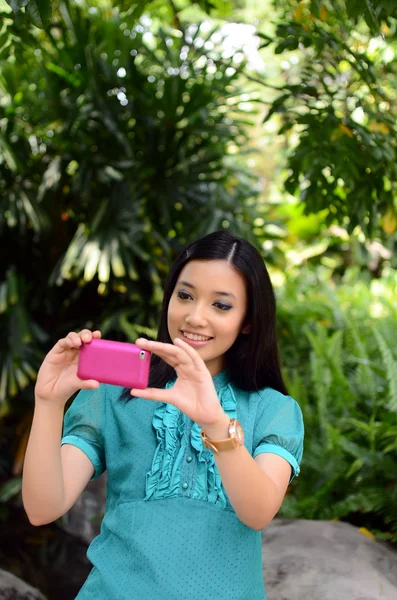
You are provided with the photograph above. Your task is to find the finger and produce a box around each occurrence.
[135,337,157,348]
[78,329,94,343]
[92,330,102,338]
[136,338,187,361]
[173,337,206,370]
[68,331,83,343]
[56,333,82,352]
[78,379,101,390]
[135,338,191,368]
[130,387,175,404]
[149,346,189,368]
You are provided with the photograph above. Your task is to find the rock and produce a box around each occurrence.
[0,569,46,600]
[262,519,397,600]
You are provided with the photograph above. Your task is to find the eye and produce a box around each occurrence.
[177,290,192,300]
[214,302,232,311]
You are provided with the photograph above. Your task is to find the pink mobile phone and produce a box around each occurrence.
[77,338,151,389]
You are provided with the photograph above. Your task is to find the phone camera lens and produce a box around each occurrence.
[139,351,145,360]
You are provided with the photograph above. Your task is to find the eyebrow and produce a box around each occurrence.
[177,280,236,300]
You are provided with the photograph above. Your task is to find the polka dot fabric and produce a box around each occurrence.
[61,371,304,599]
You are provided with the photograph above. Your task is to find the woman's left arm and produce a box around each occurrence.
[203,414,292,530]
[132,336,292,531]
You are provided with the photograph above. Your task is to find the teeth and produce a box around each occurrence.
[183,332,211,342]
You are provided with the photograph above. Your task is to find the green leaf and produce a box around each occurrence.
[345,458,364,479]
[380,0,397,13]
[363,0,381,33]
[195,0,228,15]
[345,0,363,20]
[122,0,147,21]
[45,61,80,86]
[5,0,29,11]
[0,133,18,172]
[0,477,21,502]
[25,0,51,29]
[0,283,7,314]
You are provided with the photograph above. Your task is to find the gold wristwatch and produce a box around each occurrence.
[201,418,244,452]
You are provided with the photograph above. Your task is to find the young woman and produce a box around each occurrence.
[22,230,304,599]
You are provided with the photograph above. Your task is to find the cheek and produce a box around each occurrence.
[216,314,243,339]
[167,297,180,327]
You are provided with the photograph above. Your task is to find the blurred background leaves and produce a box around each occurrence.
[0,0,262,403]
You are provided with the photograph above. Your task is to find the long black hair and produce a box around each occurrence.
[143,230,288,395]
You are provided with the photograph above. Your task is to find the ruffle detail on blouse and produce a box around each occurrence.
[190,383,237,508]
[144,376,237,508]
[144,380,186,500]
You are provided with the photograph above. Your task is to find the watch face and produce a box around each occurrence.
[236,422,244,444]
[231,419,244,446]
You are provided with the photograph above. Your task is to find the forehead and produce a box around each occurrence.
[178,260,247,295]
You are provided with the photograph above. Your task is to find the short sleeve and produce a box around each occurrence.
[252,389,304,482]
[61,385,107,480]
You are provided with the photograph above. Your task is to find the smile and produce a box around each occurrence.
[181,331,213,342]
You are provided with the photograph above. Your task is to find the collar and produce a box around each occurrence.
[212,370,229,391]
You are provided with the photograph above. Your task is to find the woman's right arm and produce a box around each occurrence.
[22,329,101,526]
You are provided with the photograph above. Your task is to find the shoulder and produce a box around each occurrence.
[227,383,302,428]
[247,386,304,429]
[246,386,300,411]
[252,386,287,402]
[67,384,127,414]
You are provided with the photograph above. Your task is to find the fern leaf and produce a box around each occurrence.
[373,327,397,412]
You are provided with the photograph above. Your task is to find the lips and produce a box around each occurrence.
[181,330,213,341]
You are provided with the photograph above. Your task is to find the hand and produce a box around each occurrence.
[131,337,227,430]
[35,329,102,407]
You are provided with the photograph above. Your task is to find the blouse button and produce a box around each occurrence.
[186,456,193,463]
[182,482,189,490]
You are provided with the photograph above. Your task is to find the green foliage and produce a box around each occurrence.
[344,0,397,33]
[4,0,397,238]
[3,0,238,32]
[278,267,397,542]
[308,0,397,32]
[4,0,51,29]
[261,0,397,236]
[0,267,46,401]
[0,1,261,513]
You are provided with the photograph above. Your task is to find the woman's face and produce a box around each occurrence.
[167,259,250,376]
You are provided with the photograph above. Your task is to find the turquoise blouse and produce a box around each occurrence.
[61,371,304,600]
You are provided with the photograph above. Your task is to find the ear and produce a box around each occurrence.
[241,323,251,335]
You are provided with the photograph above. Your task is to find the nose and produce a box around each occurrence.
[186,305,208,328]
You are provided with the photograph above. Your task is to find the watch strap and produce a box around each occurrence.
[200,433,241,452]
[200,418,244,453]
